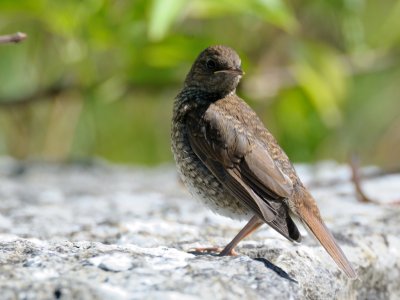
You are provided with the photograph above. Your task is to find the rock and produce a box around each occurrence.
[0,158,399,299]
[89,253,134,272]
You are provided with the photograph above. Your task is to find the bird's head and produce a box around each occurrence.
[184,45,244,97]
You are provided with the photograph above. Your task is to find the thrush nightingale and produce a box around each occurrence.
[171,45,356,279]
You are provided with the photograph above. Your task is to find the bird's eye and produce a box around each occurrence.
[206,59,217,70]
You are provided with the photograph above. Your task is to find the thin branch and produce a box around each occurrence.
[349,155,399,206]
[0,82,78,108]
[243,50,398,100]
[305,167,400,190]
[0,32,27,44]
[349,155,376,203]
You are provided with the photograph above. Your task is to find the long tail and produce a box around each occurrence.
[298,193,357,279]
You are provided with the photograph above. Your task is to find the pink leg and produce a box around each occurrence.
[192,215,264,256]
[219,215,264,256]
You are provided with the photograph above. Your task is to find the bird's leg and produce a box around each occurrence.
[190,215,263,256]
[219,215,264,256]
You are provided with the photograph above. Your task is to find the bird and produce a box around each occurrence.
[171,45,357,279]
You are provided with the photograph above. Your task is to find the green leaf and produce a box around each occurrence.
[189,0,297,32]
[148,0,187,41]
[293,42,348,127]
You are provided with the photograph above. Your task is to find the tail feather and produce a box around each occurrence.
[301,208,357,279]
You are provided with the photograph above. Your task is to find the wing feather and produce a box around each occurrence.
[187,104,301,242]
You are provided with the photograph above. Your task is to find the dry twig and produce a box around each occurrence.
[0,32,27,44]
[350,155,376,203]
[350,155,399,206]
[0,82,78,108]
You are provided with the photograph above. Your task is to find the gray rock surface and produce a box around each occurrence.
[0,158,399,299]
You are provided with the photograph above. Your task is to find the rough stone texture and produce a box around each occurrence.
[0,158,399,299]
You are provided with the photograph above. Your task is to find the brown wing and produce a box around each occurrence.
[187,104,301,242]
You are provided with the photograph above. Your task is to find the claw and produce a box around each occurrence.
[188,246,238,256]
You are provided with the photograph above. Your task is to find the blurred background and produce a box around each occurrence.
[0,0,399,167]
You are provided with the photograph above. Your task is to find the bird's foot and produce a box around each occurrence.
[189,246,238,256]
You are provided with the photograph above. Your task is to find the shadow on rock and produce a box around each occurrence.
[188,250,297,283]
[254,257,298,283]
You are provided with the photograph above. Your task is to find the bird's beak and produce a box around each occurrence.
[214,68,244,76]
[235,67,245,75]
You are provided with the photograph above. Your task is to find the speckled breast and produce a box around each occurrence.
[171,118,252,221]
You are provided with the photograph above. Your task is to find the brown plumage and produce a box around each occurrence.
[171,45,357,279]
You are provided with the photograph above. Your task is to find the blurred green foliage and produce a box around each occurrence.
[0,0,399,166]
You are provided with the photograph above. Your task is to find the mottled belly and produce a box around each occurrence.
[172,127,251,221]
